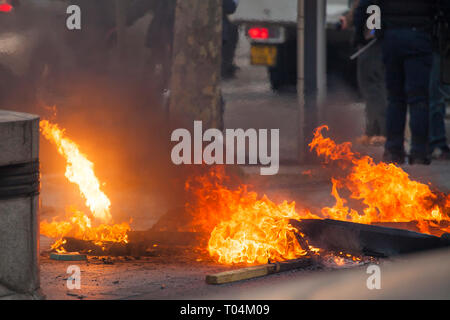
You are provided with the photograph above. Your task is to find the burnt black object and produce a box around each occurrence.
[0,161,40,199]
[291,219,450,257]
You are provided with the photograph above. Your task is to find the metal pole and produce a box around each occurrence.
[299,0,327,163]
[297,0,306,163]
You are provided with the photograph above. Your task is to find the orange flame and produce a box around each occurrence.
[40,120,112,223]
[39,120,129,251]
[186,167,320,265]
[309,125,450,234]
[190,126,449,265]
[41,207,130,247]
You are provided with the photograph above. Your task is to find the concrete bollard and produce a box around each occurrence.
[0,110,43,299]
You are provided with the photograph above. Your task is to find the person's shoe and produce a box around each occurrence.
[436,146,450,160]
[356,135,371,146]
[383,151,406,165]
[230,64,240,73]
[221,71,236,80]
[221,65,239,80]
[408,154,432,165]
[369,136,386,146]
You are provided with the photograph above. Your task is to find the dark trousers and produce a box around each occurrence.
[357,41,388,137]
[382,28,433,157]
[430,52,450,152]
[222,21,239,76]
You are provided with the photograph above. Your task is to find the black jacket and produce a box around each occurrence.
[223,0,238,15]
[223,0,238,42]
[439,0,450,21]
[378,0,438,30]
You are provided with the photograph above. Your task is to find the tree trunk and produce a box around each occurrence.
[169,0,223,129]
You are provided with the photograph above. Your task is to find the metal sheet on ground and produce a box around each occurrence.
[291,219,450,257]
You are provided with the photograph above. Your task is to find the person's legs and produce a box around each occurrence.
[403,31,433,162]
[357,45,377,137]
[382,31,407,161]
[357,42,388,146]
[429,52,449,154]
[370,42,388,137]
[356,47,372,144]
[229,23,239,69]
[222,38,234,78]
[222,20,238,78]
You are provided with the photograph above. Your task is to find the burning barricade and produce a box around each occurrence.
[39,120,450,272]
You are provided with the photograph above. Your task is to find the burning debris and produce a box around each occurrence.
[309,125,450,236]
[183,126,450,266]
[39,120,449,270]
[183,167,319,265]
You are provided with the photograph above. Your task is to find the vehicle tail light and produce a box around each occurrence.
[0,3,13,12]
[246,25,285,44]
[248,27,269,40]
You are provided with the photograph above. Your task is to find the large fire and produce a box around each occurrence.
[187,126,449,265]
[40,120,449,264]
[185,168,320,265]
[309,125,450,235]
[40,120,130,252]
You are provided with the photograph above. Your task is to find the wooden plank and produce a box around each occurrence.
[206,265,275,285]
[274,257,314,272]
[206,258,313,285]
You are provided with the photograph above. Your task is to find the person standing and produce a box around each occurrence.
[357,0,438,165]
[125,0,176,114]
[429,54,450,160]
[66,0,117,70]
[341,0,388,146]
[429,0,450,160]
[222,0,239,79]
